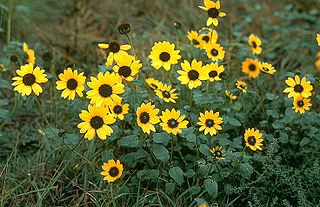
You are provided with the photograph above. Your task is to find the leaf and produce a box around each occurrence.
[279,132,289,144]
[165,183,175,195]
[0,109,11,121]
[153,132,171,145]
[169,166,184,185]
[265,93,279,100]
[204,178,218,198]
[151,144,169,161]
[199,144,211,156]
[300,137,310,147]
[186,133,196,142]
[118,135,139,148]
[62,133,79,145]
[228,117,241,126]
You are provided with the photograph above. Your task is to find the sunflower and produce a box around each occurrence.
[210,146,225,160]
[292,95,311,114]
[177,59,206,89]
[101,159,123,183]
[204,43,225,61]
[149,41,181,71]
[198,28,218,48]
[225,90,237,101]
[202,62,224,82]
[136,102,160,134]
[317,34,320,46]
[155,84,178,103]
[283,75,313,98]
[199,0,226,27]
[113,53,142,82]
[315,59,320,70]
[12,63,48,96]
[86,71,125,107]
[242,58,260,78]
[109,99,129,120]
[197,110,223,136]
[23,42,35,65]
[146,77,163,90]
[236,80,247,93]
[160,108,189,135]
[258,62,276,74]
[56,68,86,100]
[187,30,201,49]
[98,41,131,67]
[77,105,116,140]
[248,34,262,55]
[244,128,263,151]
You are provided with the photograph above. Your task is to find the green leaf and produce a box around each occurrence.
[228,117,241,126]
[153,132,171,145]
[199,144,211,156]
[265,93,279,100]
[151,144,169,161]
[0,109,11,121]
[204,178,218,198]
[118,135,139,148]
[169,166,184,185]
[186,133,196,142]
[62,133,79,145]
[300,137,310,147]
[279,132,289,144]
[165,183,175,195]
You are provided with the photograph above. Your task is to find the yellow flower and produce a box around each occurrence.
[235,80,247,93]
[210,146,225,160]
[242,58,260,78]
[244,128,263,151]
[283,75,313,98]
[199,203,208,207]
[204,43,225,61]
[56,68,86,100]
[86,71,124,107]
[199,0,226,27]
[101,159,123,183]
[225,90,237,101]
[315,59,320,70]
[109,99,129,120]
[136,102,160,134]
[198,28,218,48]
[77,105,116,140]
[248,34,262,55]
[258,62,276,74]
[155,84,178,103]
[187,30,201,49]
[146,77,163,90]
[202,62,224,82]
[197,110,223,136]
[149,41,181,71]
[317,34,320,46]
[160,108,189,135]
[12,63,48,96]
[98,41,131,67]
[292,95,311,114]
[23,42,35,65]
[113,53,142,82]
[177,59,206,89]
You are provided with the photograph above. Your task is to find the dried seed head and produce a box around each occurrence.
[117,23,131,35]
[42,51,53,62]
[9,54,19,63]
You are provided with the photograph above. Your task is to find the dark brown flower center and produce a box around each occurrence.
[252,41,257,48]
[202,36,210,43]
[23,73,36,86]
[215,150,222,157]
[109,167,119,177]
[113,105,123,114]
[192,39,200,45]
[248,136,256,146]
[162,91,171,98]
[209,70,218,78]
[188,70,199,80]
[99,84,113,98]
[90,116,104,129]
[118,66,132,78]
[249,64,256,72]
[139,112,150,124]
[207,8,219,18]
[109,42,120,53]
[205,119,214,127]
[66,78,78,90]
[211,49,219,56]
[168,118,179,128]
[297,100,304,108]
[294,84,304,93]
[159,52,170,62]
